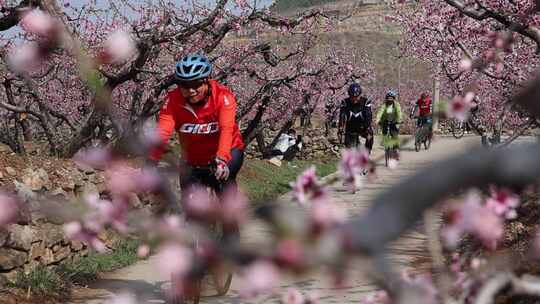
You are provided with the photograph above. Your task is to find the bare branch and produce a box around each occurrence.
[474,273,512,304]
[473,273,540,304]
[106,14,170,89]
[442,61,464,82]
[203,22,233,54]
[0,100,29,113]
[500,118,537,147]
[42,103,76,131]
[174,0,229,41]
[248,9,327,28]
[512,274,540,297]
[0,0,43,31]
[31,65,57,79]
[252,43,303,67]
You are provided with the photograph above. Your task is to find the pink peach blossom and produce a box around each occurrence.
[291,166,327,206]
[0,194,19,227]
[156,243,193,277]
[20,9,57,37]
[102,30,138,64]
[238,260,280,298]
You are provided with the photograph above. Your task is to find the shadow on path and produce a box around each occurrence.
[72,279,167,304]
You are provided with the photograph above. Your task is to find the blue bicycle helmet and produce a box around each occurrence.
[386,89,397,99]
[348,83,362,97]
[175,53,212,81]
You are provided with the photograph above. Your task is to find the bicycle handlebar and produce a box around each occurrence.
[190,161,217,173]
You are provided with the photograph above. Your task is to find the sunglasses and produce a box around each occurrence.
[177,79,206,90]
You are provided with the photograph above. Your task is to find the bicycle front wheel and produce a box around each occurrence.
[414,128,422,152]
[451,119,465,139]
[210,222,235,296]
[424,137,431,150]
[353,136,360,148]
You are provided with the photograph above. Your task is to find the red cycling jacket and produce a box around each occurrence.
[149,79,245,166]
[417,96,432,116]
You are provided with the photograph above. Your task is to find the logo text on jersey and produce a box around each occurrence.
[349,112,363,118]
[179,122,219,134]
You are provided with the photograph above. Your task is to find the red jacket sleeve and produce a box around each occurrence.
[149,94,177,161]
[216,91,237,162]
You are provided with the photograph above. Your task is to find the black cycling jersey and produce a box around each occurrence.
[339,97,373,133]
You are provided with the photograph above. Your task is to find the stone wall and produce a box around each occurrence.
[0,162,159,284]
[298,127,341,159]
[0,222,85,283]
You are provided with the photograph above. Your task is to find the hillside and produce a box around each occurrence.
[228,1,431,101]
[271,0,388,15]
[270,0,345,13]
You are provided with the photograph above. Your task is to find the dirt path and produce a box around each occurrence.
[71,135,485,304]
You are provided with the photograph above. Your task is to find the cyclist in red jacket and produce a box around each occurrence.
[411,92,433,139]
[148,53,245,194]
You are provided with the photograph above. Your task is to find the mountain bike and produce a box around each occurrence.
[414,117,432,152]
[380,122,399,167]
[346,131,361,148]
[340,130,370,192]
[449,118,468,139]
[449,108,485,140]
[170,164,236,304]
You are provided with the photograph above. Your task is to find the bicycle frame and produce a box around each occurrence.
[380,122,399,138]
[171,163,235,304]
[188,165,222,193]
[379,122,399,166]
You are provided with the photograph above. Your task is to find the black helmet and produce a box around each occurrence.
[348,83,362,97]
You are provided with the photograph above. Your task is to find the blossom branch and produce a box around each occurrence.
[443,0,540,51]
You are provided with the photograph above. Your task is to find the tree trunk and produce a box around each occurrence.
[129,83,144,123]
[242,96,270,144]
[35,102,60,156]
[20,119,32,141]
[243,124,262,148]
[255,130,267,158]
[0,119,25,155]
[3,79,29,152]
[492,103,512,144]
[14,120,26,155]
[62,108,104,157]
